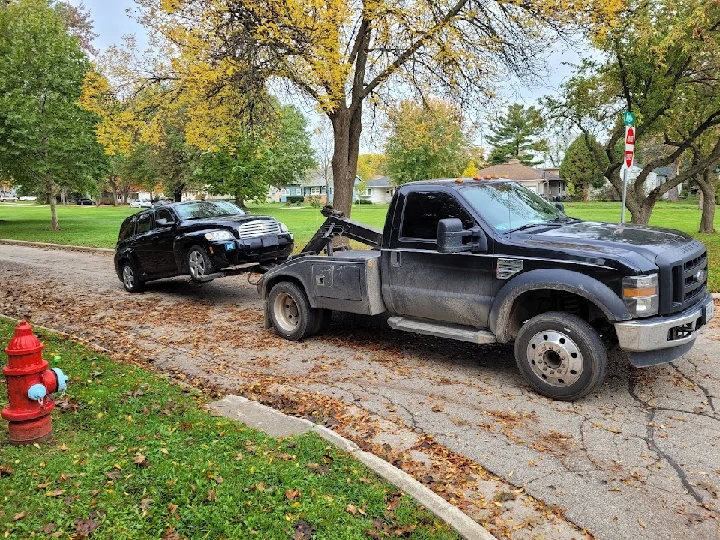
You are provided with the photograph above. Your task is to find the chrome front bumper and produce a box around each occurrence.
[615,293,714,353]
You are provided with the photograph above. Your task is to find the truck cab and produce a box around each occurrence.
[260,179,713,400]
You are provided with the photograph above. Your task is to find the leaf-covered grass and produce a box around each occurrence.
[0,318,459,539]
[1,199,718,290]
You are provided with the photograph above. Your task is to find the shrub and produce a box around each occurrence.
[354,198,373,205]
[285,195,304,204]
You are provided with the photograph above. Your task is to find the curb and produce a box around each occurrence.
[208,395,495,540]
[0,238,114,253]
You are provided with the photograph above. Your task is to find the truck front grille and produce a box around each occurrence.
[671,250,707,309]
[237,220,280,239]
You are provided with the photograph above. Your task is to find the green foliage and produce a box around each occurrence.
[0,319,459,540]
[285,195,305,204]
[0,0,106,226]
[486,104,548,165]
[195,104,315,203]
[384,100,470,185]
[560,135,609,200]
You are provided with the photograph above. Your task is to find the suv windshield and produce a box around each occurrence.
[175,201,245,220]
[459,182,565,232]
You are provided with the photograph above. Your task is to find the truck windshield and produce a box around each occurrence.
[175,201,246,220]
[459,182,564,232]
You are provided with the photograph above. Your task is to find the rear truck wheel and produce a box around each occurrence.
[514,311,607,401]
[187,246,214,282]
[121,261,144,293]
[268,282,320,341]
[311,309,332,335]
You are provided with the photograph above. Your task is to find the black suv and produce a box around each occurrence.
[114,200,294,292]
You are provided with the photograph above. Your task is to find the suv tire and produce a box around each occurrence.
[268,282,320,341]
[514,311,607,401]
[187,246,214,282]
[121,261,144,293]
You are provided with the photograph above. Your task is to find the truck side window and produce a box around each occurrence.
[400,191,474,241]
[136,212,153,234]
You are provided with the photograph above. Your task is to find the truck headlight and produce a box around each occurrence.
[622,274,659,317]
[204,230,235,241]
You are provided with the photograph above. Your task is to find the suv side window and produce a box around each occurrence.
[118,215,136,240]
[136,212,153,235]
[154,208,175,226]
[400,191,474,241]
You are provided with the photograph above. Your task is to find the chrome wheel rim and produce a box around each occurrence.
[273,292,299,332]
[188,250,206,279]
[526,330,583,387]
[122,265,135,289]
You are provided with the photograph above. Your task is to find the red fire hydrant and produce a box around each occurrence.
[2,321,68,444]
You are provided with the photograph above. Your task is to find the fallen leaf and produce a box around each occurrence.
[139,498,154,516]
[74,518,99,536]
[133,453,148,467]
[307,463,329,475]
[0,464,13,476]
[12,511,26,521]
[207,489,217,501]
[346,504,358,515]
[162,527,185,540]
[168,503,178,515]
[286,489,301,500]
[58,443,69,451]
[638,519,647,529]
[292,520,316,540]
[46,489,65,497]
[39,523,56,534]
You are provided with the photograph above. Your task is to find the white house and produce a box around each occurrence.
[360,176,395,204]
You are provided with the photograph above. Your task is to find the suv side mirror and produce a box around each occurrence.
[554,202,565,212]
[156,218,174,227]
[437,218,488,254]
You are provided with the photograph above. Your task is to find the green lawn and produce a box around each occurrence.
[1,199,718,290]
[0,318,458,539]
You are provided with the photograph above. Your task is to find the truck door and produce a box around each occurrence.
[381,189,495,328]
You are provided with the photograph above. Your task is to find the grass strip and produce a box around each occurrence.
[0,318,459,539]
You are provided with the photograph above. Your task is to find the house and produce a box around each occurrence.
[271,172,363,204]
[594,165,681,200]
[475,159,567,198]
[359,176,395,204]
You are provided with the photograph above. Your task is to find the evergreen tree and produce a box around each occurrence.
[486,104,547,166]
[559,135,609,201]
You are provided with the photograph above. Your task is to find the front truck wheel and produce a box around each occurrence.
[268,282,320,341]
[514,312,607,401]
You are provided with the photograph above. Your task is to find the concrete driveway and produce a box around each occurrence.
[0,243,718,539]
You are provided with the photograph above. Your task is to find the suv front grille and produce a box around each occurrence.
[237,220,280,239]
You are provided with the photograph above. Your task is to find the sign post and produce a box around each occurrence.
[621,111,635,224]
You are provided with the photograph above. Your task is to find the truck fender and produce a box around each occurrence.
[260,260,313,302]
[489,268,632,342]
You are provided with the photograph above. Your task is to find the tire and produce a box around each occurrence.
[268,282,320,341]
[514,311,607,401]
[120,260,144,293]
[311,309,332,335]
[187,246,214,282]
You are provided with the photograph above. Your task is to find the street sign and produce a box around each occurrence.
[623,111,635,126]
[624,126,635,168]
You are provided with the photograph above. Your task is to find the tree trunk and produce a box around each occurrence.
[666,185,679,202]
[173,186,183,202]
[60,186,68,205]
[696,170,716,233]
[329,106,362,217]
[46,173,59,230]
[582,183,590,203]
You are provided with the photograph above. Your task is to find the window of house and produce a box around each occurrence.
[365,188,372,196]
[400,191,474,241]
[311,187,320,194]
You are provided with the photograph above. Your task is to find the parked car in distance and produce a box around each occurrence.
[130,200,152,208]
[115,200,294,292]
[0,194,18,202]
[76,198,94,205]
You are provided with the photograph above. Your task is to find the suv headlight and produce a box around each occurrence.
[204,230,235,241]
[622,274,659,317]
[279,222,289,233]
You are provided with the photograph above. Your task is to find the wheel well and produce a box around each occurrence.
[264,275,307,299]
[506,290,616,344]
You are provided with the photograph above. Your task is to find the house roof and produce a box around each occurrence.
[365,175,392,188]
[476,160,565,182]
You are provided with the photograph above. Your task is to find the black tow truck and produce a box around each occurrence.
[259,179,713,400]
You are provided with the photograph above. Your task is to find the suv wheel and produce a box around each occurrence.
[187,246,214,282]
[268,282,320,341]
[121,261,144,293]
[514,312,607,401]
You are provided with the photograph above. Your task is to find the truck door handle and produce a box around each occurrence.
[391,251,401,268]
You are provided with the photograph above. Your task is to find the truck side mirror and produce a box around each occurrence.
[437,219,487,253]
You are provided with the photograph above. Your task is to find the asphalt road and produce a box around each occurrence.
[1,244,718,539]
